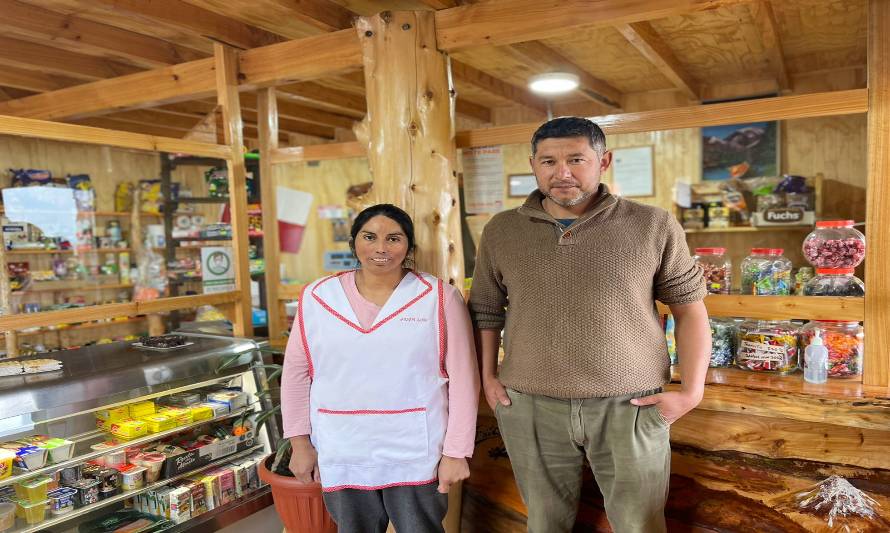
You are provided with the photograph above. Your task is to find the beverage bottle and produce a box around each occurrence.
[804,329,829,384]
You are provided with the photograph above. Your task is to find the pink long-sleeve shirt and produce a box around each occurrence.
[281,271,480,458]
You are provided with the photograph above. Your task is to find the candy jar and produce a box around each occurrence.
[794,266,814,295]
[694,248,732,294]
[799,320,863,378]
[709,317,737,367]
[740,248,792,295]
[802,220,865,268]
[802,268,865,297]
[736,320,799,373]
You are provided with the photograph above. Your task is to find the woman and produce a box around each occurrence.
[281,204,479,533]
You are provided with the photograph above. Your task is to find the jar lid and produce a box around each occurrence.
[769,248,784,255]
[750,248,771,254]
[695,247,726,254]
[815,220,854,228]
[815,268,855,275]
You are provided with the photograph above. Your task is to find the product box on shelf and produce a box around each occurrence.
[161,431,255,478]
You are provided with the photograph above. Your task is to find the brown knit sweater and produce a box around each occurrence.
[469,185,706,398]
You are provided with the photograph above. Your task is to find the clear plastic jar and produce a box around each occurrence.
[694,248,732,294]
[740,248,792,295]
[799,320,863,378]
[736,320,798,373]
[802,268,865,297]
[793,267,814,295]
[709,317,737,367]
[802,220,865,268]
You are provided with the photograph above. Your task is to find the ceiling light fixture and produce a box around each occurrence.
[528,72,580,95]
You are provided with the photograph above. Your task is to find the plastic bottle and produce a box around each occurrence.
[804,328,829,384]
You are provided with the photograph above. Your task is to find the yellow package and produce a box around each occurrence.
[140,414,175,433]
[128,401,156,419]
[95,406,130,430]
[158,407,193,427]
[110,419,148,440]
[188,405,214,422]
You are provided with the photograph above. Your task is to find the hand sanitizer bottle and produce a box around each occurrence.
[804,329,829,384]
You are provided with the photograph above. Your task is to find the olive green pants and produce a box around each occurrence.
[495,388,671,533]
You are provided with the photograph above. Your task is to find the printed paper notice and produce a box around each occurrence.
[201,246,235,294]
[612,146,654,197]
[462,146,504,214]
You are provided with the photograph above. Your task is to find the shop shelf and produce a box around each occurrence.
[1,406,253,489]
[655,294,864,322]
[8,444,264,533]
[5,248,131,256]
[12,282,133,294]
[175,196,230,204]
[684,225,812,234]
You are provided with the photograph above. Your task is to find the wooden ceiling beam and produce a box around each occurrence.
[184,0,356,34]
[417,0,460,9]
[451,60,547,113]
[104,109,204,131]
[507,41,622,108]
[0,0,205,69]
[0,66,80,93]
[0,35,142,81]
[277,82,367,118]
[456,99,492,123]
[73,117,189,139]
[238,93,356,129]
[749,0,791,93]
[86,0,282,49]
[435,0,748,51]
[616,21,699,101]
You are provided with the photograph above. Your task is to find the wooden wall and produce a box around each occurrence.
[271,157,372,284]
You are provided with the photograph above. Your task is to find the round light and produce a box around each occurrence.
[528,72,580,95]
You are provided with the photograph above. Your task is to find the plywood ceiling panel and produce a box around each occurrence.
[650,4,774,85]
[773,0,866,74]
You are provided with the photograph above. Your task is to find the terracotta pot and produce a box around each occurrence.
[259,455,337,532]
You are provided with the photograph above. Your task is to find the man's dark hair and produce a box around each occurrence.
[531,116,607,156]
[349,203,416,258]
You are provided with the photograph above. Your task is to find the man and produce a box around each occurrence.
[469,117,711,532]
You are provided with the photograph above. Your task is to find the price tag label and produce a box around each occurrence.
[212,439,238,460]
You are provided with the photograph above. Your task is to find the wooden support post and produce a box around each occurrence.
[257,88,283,342]
[215,43,254,338]
[356,11,464,286]
[357,12,464,531]
[0,244,19,357]
[865,0,890,387]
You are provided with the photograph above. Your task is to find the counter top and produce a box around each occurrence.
[0,334,258,422]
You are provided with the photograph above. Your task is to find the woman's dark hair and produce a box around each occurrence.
[349,204,416,264]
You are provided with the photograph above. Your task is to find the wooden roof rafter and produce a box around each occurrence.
[749,0,791,93]
[615,21,700,101]
[505,41,622,109]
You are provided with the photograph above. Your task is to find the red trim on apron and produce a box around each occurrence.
[318,407,426,415]
[437,280,448,378]
[323,478,438,493]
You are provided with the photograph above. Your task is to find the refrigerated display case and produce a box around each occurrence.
[0,333,277,532]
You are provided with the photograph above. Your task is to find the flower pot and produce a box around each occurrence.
[259,455,337,532]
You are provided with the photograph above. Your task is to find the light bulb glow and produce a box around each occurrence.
[528,73,580,95]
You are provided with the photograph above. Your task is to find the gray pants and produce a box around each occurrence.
[495,388,671,533]
[322,482,447,533]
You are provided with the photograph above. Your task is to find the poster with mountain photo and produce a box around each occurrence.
[702,121,778,181]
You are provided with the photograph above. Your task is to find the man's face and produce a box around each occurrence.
[529,136,612,207]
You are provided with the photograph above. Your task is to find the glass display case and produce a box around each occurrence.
[0,334,276,532]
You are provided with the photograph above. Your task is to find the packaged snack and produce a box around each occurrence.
[160,392,203,408]
[114,182,134,212]
[0,502,13,531]
[109,419,148,440]
[12,446,47,471]
[97,467,122,500]
[14,498,48,525]
[128,401,157,419]
[59,464,83,486]
[68,174,95,212]
[158,407,193,426]
[168,486,192,524]
[141,413,175,433]
[47,486,77,516]
[132,453,166,483]
[207,391,247,411]
[41,438,74,463]
[14,475,51,503]
[119,465,146,491]
[188,405,214,422]
[0,450,13,480]
[96,406,130,430]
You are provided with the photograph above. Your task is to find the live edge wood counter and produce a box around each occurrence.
[463,368,890,532]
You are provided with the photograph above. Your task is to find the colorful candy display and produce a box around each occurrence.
[741,248,792,295]
[694,248,732,294]
[736,320,798,373]
[800,321,863,378]
[709,318,737,367]
[802,220,865,268]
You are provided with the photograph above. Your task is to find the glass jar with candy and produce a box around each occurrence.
[802,220,865,268]
[799,320,863,378]
[694,248,732,294]
[709,317,738,367]
[740,248,792,295]
[736,319,799,373]
[802,268,865,297]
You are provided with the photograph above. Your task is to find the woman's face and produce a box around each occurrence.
[354,215,410,274]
